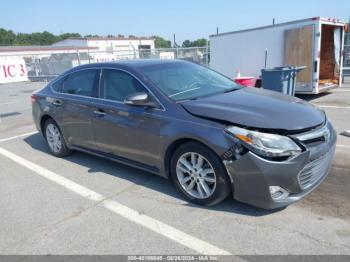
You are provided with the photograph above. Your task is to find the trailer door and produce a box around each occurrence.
[284,25,314,92]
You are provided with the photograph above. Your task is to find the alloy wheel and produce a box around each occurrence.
[176,152,216,199]
[46,123,62,153]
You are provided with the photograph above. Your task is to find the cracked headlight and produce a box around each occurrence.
[226,126,302,158]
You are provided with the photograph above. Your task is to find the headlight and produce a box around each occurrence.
[226,126,302,158]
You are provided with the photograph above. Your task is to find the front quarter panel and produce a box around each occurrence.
[157,111,236,176]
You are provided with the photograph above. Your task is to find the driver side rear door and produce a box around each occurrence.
[53,68,99,150]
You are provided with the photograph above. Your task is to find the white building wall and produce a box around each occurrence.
[53,38,155,59]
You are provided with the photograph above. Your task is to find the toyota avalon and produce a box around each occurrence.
[31,60,336,209]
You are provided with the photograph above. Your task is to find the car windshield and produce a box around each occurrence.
[139,61,240,101]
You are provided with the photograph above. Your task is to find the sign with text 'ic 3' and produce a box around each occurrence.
[0,58,28,84]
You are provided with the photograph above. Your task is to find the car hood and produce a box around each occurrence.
[180,88,325,132]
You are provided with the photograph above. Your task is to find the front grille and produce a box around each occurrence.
[297,146,334,190]
[295,122,330,147]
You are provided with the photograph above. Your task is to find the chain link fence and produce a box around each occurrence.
[0,47,209,82]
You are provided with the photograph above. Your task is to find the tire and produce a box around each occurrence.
[44,118,72,157]
[170,142,231,206]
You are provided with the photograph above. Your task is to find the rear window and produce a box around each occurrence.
[62,69,98,97]
[51,77,64,92]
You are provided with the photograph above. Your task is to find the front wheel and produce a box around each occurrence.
[44,119,72,157]
[170,142,231,206]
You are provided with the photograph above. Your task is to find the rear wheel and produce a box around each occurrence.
[170,142,231,206]
[44,119,71,157]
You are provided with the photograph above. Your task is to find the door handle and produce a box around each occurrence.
[52,100,62,106]
[93,109,106,117]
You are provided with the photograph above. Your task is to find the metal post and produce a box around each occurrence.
[76,50,81,65]
[264,48,268,69]
[206,40,209,66]
[87,48,91,64]
[35,55,39,77]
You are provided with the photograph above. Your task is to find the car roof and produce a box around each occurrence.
[73,59,191,71]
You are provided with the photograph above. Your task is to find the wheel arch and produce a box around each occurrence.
[40,114,60,138]
[163,137,222,179]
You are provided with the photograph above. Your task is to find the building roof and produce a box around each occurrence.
[63,36,155,41]
[0,45,98,53]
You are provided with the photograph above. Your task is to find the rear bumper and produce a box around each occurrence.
[32,102,42,132]
[224,122,337,210]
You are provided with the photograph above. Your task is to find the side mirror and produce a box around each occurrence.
[124,92,157,108]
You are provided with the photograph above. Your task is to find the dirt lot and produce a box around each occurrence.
[0,80,349,256]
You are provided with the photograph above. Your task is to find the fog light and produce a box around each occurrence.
[269,186,289,201]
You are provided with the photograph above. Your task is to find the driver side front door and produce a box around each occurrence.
[91,69,166,172]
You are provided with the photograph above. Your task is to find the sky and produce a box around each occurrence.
[1,0,350,43]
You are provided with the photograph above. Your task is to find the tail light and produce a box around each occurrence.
[31,94,38,103]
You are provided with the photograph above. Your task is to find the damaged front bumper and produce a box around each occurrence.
[223,122,337,210]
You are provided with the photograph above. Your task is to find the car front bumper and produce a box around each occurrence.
[224,122,337,210]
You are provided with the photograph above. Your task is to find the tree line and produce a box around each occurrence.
[154,37,208,48]
[0,28,82,46]
[0,28,208,48]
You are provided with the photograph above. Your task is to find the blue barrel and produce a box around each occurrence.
[261,66,306,96]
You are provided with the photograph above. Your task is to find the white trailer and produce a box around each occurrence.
[210,17,346,94]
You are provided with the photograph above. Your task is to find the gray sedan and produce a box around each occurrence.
[31,60,336,209]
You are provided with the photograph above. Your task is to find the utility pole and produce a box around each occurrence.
[272,18,275,25]
[216,27,219,35]
[173,33,176,48]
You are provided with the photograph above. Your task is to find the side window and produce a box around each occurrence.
[101,69,145,102]
[51,77,65,92]
[62,69,97,97]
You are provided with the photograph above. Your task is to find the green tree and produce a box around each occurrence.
[192,38,208,47]
[182,40,192,48]
[58,33,82,40]
[39,31,58,45]
[153,36,171,48]
[15,31,57,45]
[182,38,208,48]
[84,34,100,38]
[0,28,16,45]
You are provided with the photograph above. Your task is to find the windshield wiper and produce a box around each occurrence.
[223,87,240,93]
[169,87,201,98]
[176,97,198,103]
